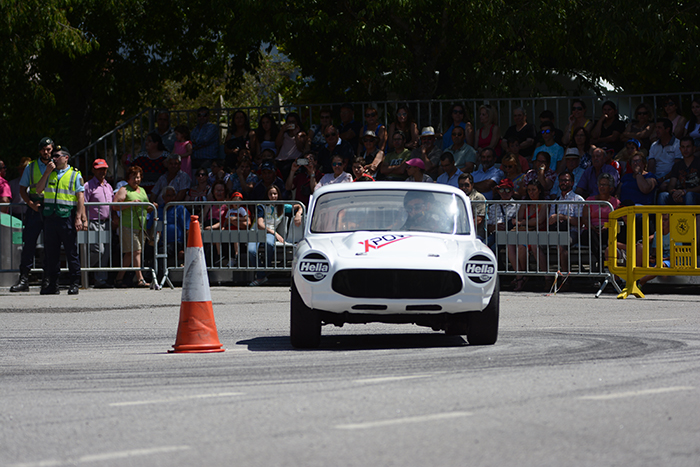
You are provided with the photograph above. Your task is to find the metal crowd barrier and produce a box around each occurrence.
[80,201,159,288]
[607,206,700,299]
[0,201,159,289]
[474,199,621,295]
[8,199,698,296]
[157,200,306,289]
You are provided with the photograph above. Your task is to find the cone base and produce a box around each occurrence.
[168,347,225,353]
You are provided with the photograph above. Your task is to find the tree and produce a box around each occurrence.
[2,0,700,171]
[0,0,262,165]
[148,49,305,113]
[238,0,700,100]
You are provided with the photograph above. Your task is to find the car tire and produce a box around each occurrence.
[467,277,499,345]
[290,280,321,349]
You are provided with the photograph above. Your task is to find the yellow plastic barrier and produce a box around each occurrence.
[606,206,700,299]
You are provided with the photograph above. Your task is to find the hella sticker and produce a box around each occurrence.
[465,255,495,284]
[299,260,330,282]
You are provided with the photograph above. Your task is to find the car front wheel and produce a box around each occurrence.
[467,277,499,345]
[290,280,321,348]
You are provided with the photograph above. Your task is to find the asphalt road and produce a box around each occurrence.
[1,286,699,467]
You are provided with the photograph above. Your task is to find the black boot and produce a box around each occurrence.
[68,282,80,295]
[10,274,29,292]
[40,281,60,295]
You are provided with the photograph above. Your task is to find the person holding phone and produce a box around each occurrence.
[275,112,304,177]
[286,154,321,206]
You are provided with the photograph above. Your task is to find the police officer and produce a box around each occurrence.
[10,137,54,292]
[36,146,86,295]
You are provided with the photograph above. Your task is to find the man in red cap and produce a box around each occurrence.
[83,158,114,287]
[487,178,519,241]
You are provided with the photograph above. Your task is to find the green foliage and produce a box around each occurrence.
[2,0,700,171]
[239,0,700,99]
[147,50,305,114]
[0,0,261,165]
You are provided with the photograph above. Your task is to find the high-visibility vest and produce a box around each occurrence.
[43,167,81,218]
[27,160,45,200]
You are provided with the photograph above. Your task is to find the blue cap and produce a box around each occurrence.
[627,138,642,148]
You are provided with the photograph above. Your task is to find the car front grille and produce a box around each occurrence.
[332,269,462,299]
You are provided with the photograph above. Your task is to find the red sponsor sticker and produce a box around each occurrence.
[359,234,410,253]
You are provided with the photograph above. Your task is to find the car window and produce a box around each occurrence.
[310,189,471,235]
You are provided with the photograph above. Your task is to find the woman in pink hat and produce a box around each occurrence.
[404,158,433,182]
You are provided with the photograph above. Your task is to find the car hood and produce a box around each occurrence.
[324,231,460,259]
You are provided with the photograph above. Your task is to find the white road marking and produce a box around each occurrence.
[336,411,472,430]
[11,446,190,467]
[580,386,695,400]
[109,392,244,407]
[627,318,682,323]
[353,375,431,384]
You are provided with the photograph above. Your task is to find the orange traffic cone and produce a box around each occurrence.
[169,215,225,353]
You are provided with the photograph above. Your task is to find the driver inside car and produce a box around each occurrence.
[401,191,446,231]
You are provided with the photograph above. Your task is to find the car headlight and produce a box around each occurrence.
[465,254,496,284]
[299,253,330,282]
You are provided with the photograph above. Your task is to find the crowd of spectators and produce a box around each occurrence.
[5,98,698,290]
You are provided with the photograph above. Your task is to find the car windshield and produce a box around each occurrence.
[310,189,471,235]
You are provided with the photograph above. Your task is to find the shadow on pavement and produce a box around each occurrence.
[237,332,468,351]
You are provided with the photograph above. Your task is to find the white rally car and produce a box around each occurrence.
[290,182,499,348]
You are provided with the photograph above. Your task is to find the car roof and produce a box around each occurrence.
[312,181,465,197]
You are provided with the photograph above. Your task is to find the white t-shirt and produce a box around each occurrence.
[317,171,353,188]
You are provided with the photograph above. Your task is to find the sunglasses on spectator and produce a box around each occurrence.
[497,188,512,192]
[452,110,464,114]
[397,112,407,117]
[363,138,375,143]
[572,106,584,111]
[452,132,464,137]
[196,172,208,177]
[324,132,338,138]
[541,129,552,134]
[365,112,377,118]
[332,162,343,167]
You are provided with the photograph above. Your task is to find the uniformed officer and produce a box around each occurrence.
[10,137,54,292]
[36,146,87,295]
